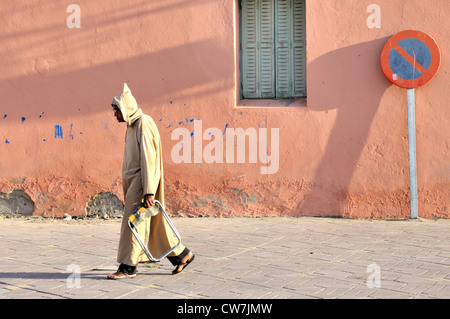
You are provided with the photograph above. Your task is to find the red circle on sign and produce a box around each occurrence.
[380,30,441,88]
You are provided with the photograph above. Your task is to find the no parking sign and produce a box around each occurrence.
[381,30,441,88]
[380,30,441,219]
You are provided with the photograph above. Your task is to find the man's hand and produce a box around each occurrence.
[143,194,155,208]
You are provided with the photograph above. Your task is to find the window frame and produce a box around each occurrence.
[237,0,307,106]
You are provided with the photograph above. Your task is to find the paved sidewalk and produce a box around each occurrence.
[0,216,449,299]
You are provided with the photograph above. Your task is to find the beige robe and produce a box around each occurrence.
[112,83,185,266]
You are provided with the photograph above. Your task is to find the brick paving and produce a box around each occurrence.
[0,216,449,299]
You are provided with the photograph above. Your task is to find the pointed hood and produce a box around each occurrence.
[112,83,143,126]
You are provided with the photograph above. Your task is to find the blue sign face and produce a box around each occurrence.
[381,30,440,88]
[388,38,432,80]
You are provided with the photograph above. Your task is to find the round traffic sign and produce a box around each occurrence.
[380,30,441,88]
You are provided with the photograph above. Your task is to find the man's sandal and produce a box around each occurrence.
[106,271,137,280]
[172,254,195,275]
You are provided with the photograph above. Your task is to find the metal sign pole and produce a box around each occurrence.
[381,30,441,219]
[407,88,418,219]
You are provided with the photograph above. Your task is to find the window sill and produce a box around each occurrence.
[236,98,307,108]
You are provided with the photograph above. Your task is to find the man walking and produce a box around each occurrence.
[107,83,194,279]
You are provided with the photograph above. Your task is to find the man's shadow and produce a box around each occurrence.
[295,37,392,217]
[0,269,170,281]
[0,271,104,280]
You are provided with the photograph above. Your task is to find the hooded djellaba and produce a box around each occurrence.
[107,83,194,279]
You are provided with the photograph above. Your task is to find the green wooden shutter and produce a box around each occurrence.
[242,0,259,98]
[242,0,275,99]
[241,0,305,99]
[275,0,291,98]
[292,0,306,97]
[259,0,275,98]
[275,0,306,98]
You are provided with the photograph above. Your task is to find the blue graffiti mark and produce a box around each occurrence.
[258,120,266,128]
[231,188,259,204]
[69,123,74,140]
[3,114,7,119]
[35,191,48,203]
[192,195,230,210]
[54,125,63,139]
[42,139,46,142]
[184,118,194,127]
[190,132,194,137]
[21,117,26,123]
[166,117,174,129]
[170,101,174,104]
[5,139,10,144]
[159,116,199,130]
[223,123,229,135]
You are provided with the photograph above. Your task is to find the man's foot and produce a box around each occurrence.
[172,251,195,275]
[106,271,136,279]
[107,264,137,279]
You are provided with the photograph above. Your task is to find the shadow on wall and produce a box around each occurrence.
[0,38,232,120]
[295,37,399,217]
[0,0,231,121]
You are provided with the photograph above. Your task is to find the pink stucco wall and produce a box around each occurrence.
[0,0,448,218]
